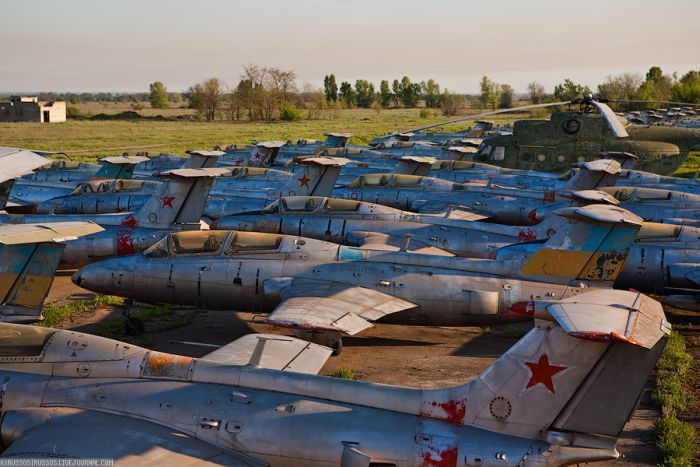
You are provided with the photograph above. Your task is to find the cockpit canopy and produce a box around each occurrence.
[346,174,430,189]
[0,324,56,357]
[262,196,362,214]
[70,179,156,196]
[144,230,337,258]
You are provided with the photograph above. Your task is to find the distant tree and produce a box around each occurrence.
[422,79,442,108]
[479,76,500,110]
[267,67,297,94]
[379,80,393,108]
[79,93,94,102]
[323,74,338,102]
[339,81,355,108]
[553,79,591,101]
[69,95,80,105]
[188,78,224,121]
[391,79,401,107]
[636,66,674,104]
[672,70,700,103]
[398,76,419,107]
[148,81,169,108]
[527,81,545,104]
[499,84,514,108]
[354,79,375,108]
[596,73,642,110]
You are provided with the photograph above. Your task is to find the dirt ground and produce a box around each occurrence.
[43,274,671,465]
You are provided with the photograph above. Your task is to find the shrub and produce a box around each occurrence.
[279,102,303,122]
[331,367,355,380]
[419,109,432,119]
[654,415,698,466]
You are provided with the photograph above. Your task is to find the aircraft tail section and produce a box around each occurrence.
[563,159,621,191]
[396,156,436,176]
[521,204,642,284]
[183,150,225,169]
[0,242,65,323]
[132,168,229,228]
[283,157,350,197]
[421,289,669,463]
[244,142,285,168]
[89,155,149,181]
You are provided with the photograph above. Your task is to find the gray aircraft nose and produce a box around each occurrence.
[72,256,136,294]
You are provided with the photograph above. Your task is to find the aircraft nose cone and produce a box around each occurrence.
[71,270,83,286]
[72,257,137,295]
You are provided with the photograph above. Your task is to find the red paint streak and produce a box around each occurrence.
[543,190,556,202]
[421,447,458,467]
[527,208,539,224]
[121,215,138,227]
[524,354,567,394]
[568,331,643,346]
[116,231,137,255]
[507,300,535,318]
[422,399,467,425]
[517,228,537,241]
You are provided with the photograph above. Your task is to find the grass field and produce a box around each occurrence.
[0,108,530,162]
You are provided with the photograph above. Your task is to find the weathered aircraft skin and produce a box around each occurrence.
[211,196,700,299]
[0,289,668,465]
[75,205,643,348]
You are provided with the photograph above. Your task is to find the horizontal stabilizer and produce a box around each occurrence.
[0,222,104,245]
[0,147,51,183]
[202,333,331,374]
[546,290,670,348]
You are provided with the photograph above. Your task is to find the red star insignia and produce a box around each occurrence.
[254,151,262,159]
[161,195,176,208]
[298,175,311,188]
[524,354,567,394]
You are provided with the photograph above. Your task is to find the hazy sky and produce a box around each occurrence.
[2,0,698,94]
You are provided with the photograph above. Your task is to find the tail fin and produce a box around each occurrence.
[321,132,351,148]
[521,204,642,283]
[90,155,149,181]
[0,221,104,323]
[396,156,436,176]
[563,159,621,191]
[183,150,225,169]
[421,289,669,464]
[243,141,285,168]
[133,168,229,228]
[283,157,349,197]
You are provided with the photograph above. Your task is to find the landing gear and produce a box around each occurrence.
[122,299,145,336]
[292,329,343,356]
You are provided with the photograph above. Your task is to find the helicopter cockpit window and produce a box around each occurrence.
[0,324,57,357]
[170,231,228,255]
[262,200,280,214]
[491,146,505,161]
[225,231,283,255]
[322,198,361,212]
[282,197,320,212]
[144,237,169,258]
[391,174,423,187]
[562,119,581,134]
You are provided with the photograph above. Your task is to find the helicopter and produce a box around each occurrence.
[373,96,700,176]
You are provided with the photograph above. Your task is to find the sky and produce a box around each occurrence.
[1,0,699,94]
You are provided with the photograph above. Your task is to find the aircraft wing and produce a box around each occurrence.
[0,222,104,245]
[202,333,332,374]
[0,147,51,183]
[546,289,670,349]
[265,278,417,335]
[1,408,267,466]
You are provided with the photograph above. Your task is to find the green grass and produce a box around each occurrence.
[0,108,530,162]
[36,295,123,327]
[91,303,197,341]
[331,366,356,380]
[654,415,698,467]
[652,331,698,466]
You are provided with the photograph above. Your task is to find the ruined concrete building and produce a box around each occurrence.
[0,96,66,123]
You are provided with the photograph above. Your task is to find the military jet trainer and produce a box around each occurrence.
[75,204,642,352]
[0,289,668,465]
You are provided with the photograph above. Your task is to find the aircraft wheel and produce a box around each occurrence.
[125,317,145,336]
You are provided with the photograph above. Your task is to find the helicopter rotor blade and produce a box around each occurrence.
[393,101,572,135]
[607,99,700,107]
[590,100,630,138]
